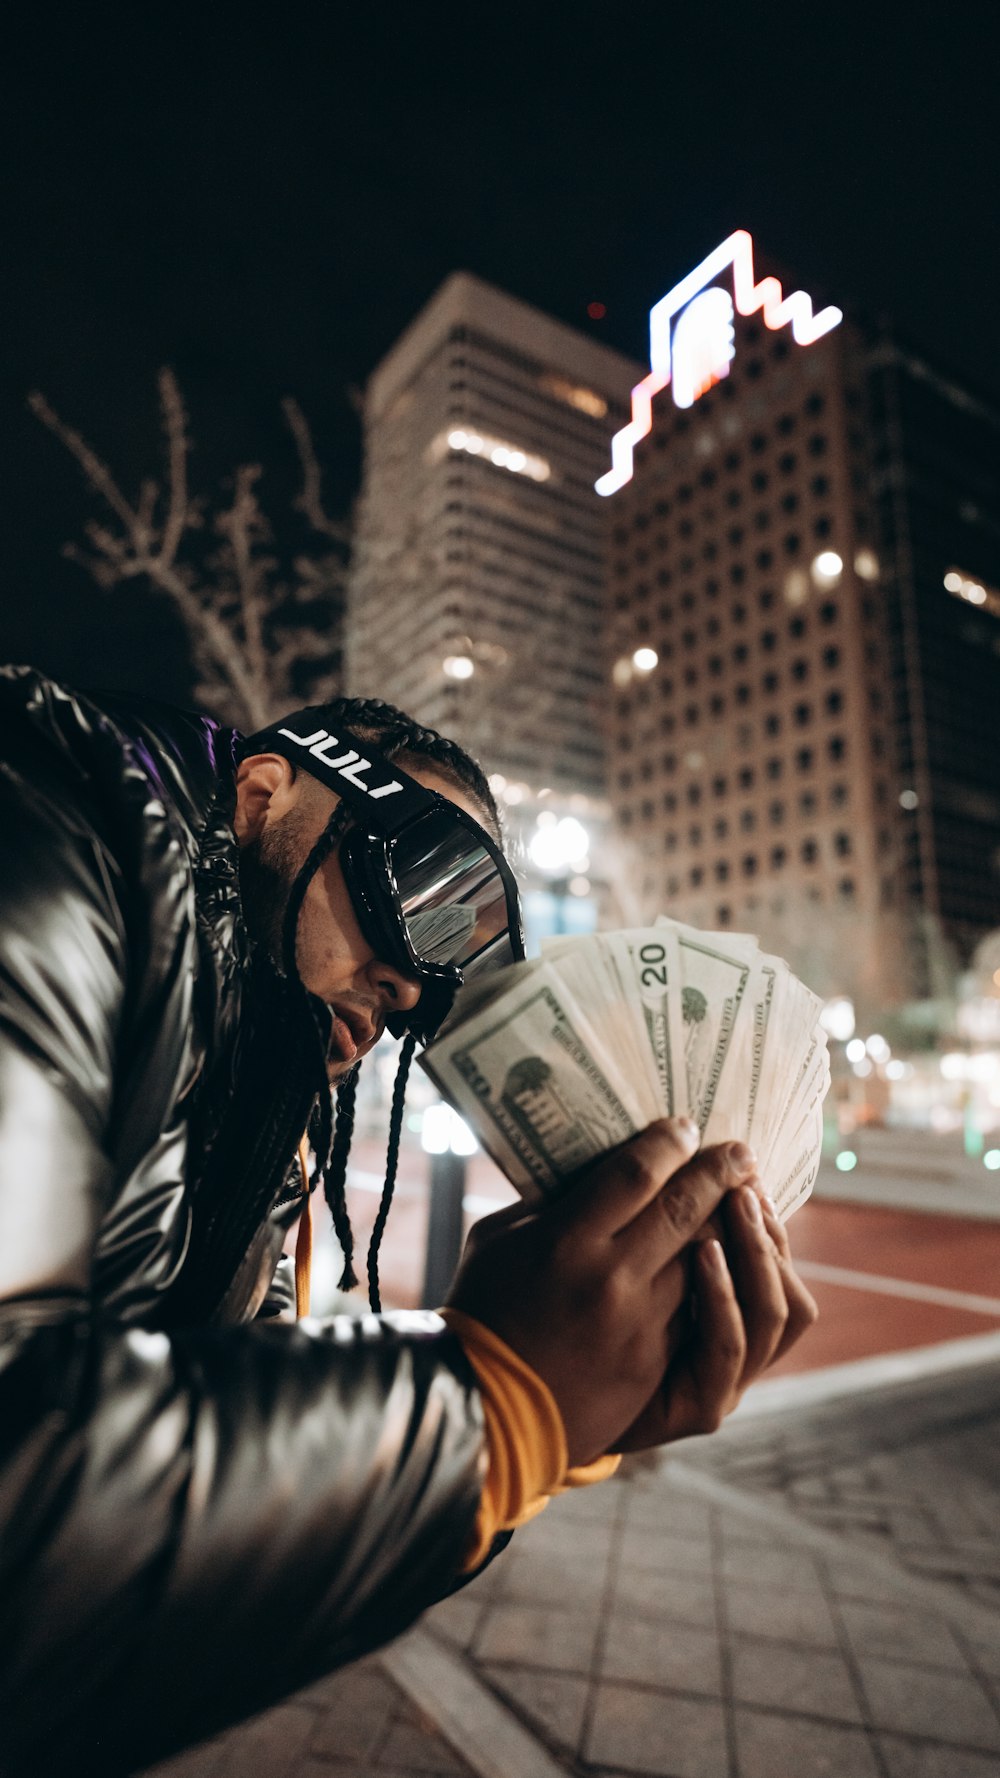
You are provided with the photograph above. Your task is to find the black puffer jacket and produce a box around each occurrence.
[0,668,485,1777]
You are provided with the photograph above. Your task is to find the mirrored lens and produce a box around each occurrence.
[390,812,514,970]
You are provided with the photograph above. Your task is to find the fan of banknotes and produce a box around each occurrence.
[421,917,830,1220]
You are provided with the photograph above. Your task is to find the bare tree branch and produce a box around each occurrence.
[32,371,348,732]
[29,391,141,533]
[283,397,348,541]
[158,369,190,567]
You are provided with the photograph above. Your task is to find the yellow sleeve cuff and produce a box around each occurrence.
[440,1308,621,1571]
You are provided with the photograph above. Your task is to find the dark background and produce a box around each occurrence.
[3,3,996,700]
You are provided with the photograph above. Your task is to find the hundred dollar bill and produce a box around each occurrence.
[422,964,644,1196]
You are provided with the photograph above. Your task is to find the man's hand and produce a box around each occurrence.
[446,1117,766,1467]
[611,1186,818,1451]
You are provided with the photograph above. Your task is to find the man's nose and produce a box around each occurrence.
[369,957,422,1014]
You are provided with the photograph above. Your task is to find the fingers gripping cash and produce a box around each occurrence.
[431,917,825,1463]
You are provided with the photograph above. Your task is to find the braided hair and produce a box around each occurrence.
[273,696,502,1308]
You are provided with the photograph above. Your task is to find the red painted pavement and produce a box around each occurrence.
[329,1143,1000,1378]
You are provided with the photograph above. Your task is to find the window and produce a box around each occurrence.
[801,838,818,864]
[768,801,785,825]
[714,860,730,882]
[791,659,809,683]
[826,690,844,716]
[712,776,727,796]
[713,816,729,839]
[689,825,703,845]
[828,735,846,762]
[794,703,813,727]
[800,790,817,815]
[686,784,702,806]
[740,808,757,832]
[766,757,783,781]
[690,866,704,887]
[741,854,758,878]
[834,832,852,857]
[764,714,781,736]
[830,783,848,808]
[738,767,755,790]
[796,748,814,772]
[822,645,841,669]
[770,846,787,869]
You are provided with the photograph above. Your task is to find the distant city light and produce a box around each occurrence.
[596,229,842,496]
[854,549,879,581]
[811,550,844,586]
[866,1034,891,1064]
[993,969,1000,989]
[899,789,919,810]
[569,876,591,897]
[984,1150,1000,1172]
[488,773,507,794]
[940,1053,965,1081]
[943,566,1000,615]
[820,997,855,1042]
[443,655,475,680]
[845,1038,867,1063]
[421,1103,477,1156]
[885,1060,906,1081]
[439,427,550,482]
[852,1058,873,1078]
[539,372,607,418]
[528,816,590,872]
[587,301,607,320]
[632,647,659,672]
[835,1150,859,1172]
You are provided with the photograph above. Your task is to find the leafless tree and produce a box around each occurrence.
[29,370,349,731]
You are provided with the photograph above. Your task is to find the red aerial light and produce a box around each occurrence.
[587,301,607,320]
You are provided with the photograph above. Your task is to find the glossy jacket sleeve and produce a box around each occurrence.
[0,775,485,1776]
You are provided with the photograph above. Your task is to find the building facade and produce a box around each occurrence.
[347,273,641,800]
[600,232,1000,1015]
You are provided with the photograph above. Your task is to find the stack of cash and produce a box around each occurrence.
[421,918,830,1220]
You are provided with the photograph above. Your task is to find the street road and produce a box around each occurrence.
[326,1135,1000,1378]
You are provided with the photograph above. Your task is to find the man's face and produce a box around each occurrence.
[237,762,488,1080]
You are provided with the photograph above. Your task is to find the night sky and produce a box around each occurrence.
[3,5,996,702]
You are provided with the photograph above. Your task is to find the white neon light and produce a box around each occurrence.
[596,229,843,496]
[670,287,736,409]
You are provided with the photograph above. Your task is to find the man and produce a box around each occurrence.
[0,666,817,1776]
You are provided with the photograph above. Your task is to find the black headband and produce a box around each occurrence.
[241,718,439,832]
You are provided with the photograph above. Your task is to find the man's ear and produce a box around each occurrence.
[233,754,298,844]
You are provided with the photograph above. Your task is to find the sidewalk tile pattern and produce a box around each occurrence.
[142,1361,1000,1778]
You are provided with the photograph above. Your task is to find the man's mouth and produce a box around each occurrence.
[326,1003,379,1065]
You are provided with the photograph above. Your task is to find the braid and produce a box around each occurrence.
[324,1068,360,1289]
[281,802,354,1272]
[366,1033,417,1313]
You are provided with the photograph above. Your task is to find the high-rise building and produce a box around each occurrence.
[347,273,641,805]
[600,230,1000,1014]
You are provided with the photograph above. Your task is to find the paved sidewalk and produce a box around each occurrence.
[146,1345,1000,1778]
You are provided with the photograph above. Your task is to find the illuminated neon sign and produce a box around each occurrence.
[595,230,843,496]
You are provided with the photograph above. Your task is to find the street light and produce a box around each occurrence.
[420,1104,477,1307]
